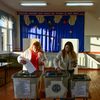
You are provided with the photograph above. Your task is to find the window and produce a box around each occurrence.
[0,11,14,52]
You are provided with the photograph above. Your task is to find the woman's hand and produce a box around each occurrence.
[55,67,61,72]
[71,60,77,68]
[72,62,77,68]
[20,60,27,64]
[39,61,44,66]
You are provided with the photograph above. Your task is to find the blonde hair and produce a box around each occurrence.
[29,41,43,52]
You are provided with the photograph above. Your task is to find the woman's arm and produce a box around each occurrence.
[17,49,31,64]
[38,52,48,66]
[71,52,77,68]
[17,56,27,64]
[53,51,62,69]
[71,60,77,68]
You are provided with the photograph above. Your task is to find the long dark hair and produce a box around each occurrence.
[62,41,77,59]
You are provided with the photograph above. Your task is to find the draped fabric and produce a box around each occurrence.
[20,12,84,52]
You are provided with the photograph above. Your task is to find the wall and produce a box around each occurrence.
[84,12,100,52]
[15,15,20,51]
[85,36,100,52]
[1,2,100,52]
[85,12,100,36]
[0,1,16,17]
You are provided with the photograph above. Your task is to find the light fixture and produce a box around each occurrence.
[20,1,47,6]
[65,1,94,6]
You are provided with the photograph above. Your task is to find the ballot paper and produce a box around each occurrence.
[23,59,36,73]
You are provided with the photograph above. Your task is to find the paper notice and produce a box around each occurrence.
[23,59,36,73]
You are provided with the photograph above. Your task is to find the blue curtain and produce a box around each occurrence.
[20,12,84,52]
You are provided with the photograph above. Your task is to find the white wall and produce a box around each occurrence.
[0,1,16,16]
[85,12,100,36]
[84,12,100,51]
